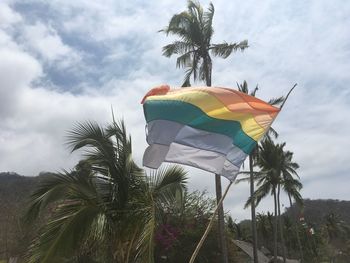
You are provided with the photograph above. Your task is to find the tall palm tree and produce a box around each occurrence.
[24,119,187,263]
[275,148,301,263]
[242,139,300,263]
[243,139,281,262]
[237,80,284,261]
[256,213,271,248]
[282,156,304,262]
[161,1,248,262]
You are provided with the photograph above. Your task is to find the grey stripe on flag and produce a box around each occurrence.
[143,144,169,169]
[143,142,240,181]
[146,120,247,167]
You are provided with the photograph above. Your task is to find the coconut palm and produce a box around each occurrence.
[282,157,304,262]
[270,143,302,263]
[161,1,248,262]
[274,149,298,263]
[242,139,300,262]
[236,80,284,261]
[24,119,187,263]
[256,213,272,248]
[161,0,248,87]
[244,139,282,262]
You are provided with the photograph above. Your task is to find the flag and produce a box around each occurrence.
[141,85,280,181]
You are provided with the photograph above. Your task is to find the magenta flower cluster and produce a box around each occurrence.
[155,223,181,250]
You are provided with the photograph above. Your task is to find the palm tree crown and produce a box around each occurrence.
[161,0,248,86]
[249,139,301,206]
[25,118,187,263]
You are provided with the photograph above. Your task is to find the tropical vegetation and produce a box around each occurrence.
[23,119,187,263]
[1,1,349,263]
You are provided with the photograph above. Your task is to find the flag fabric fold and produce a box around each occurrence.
[142,85,280,181]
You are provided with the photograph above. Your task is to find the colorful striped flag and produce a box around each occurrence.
[141,85,280,181]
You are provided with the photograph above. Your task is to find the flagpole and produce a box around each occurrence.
[189,181,233,263]
[265,83,297,134]
[280,83,297,110]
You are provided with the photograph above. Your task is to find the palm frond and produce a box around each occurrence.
[28,204,102,263]
[211,40,248,58]
[237,80,248,94]
[203,2,214,41]
[66,121,109,153]
[162,41,193,57]
[188,0,203,19]
[24,171,92,224]
[162,12,191,34]
[25,168,105,262]
[182,77,191,87]
[182,52,200,86]
[244,181,271,208]
[135,207,156,263]
[176,51,193,68]
[268,96,285,106]
[265,127,279,139]
[155,166,187,209]
[235,171,260,184]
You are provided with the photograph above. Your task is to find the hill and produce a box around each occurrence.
[285,198,350,227]
[0,172,50,260]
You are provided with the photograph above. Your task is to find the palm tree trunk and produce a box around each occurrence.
[273,187,278,263]
[249,154,259,263]
[204,54,212,88]
[215,174,228,263]
[277,184,287,263]
[207,65,228,263]
[288,194,304,263]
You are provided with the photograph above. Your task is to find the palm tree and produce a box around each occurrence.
[282,159,304,262]
[161,2,248,262]
[242,139,299,262]
[275,148,302,263]
[256,213,271,248]
[237,80,284,261]
[24,119,187,263]
[161,0,248,87]
[244,139,281,263]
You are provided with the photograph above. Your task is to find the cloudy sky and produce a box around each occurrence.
[1,0,349,221]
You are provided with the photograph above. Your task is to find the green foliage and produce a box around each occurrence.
[242,139,301,209]
[153,190,240,263]
[161,0,248,86]
[3,171,350,262]
[23,118,187,263]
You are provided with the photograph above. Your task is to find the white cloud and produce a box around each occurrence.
[0,2,21,26]
[0,48,42,118]
[59,1,185,41]
[19,22,81,67]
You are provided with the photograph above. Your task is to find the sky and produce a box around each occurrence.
[1,0,350,221]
